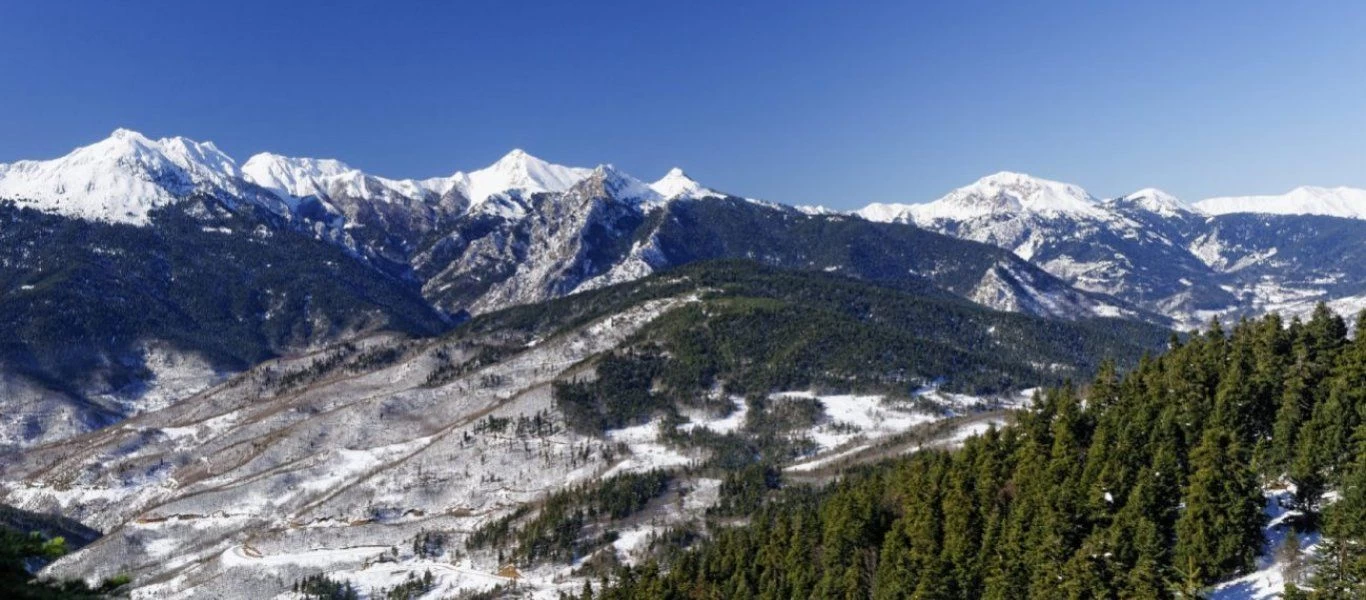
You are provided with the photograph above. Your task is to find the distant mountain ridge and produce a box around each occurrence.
[5,130,1365,334]
[6,130,1364,226]
[859,171,1366,223]
[857,172,1366,327]
[0,130,1132,323]
[1196,185,1366,219]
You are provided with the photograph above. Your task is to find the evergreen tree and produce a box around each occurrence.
[1270,343,1314,474]
[1308,424,1366,597]
[1173,428,1264,585]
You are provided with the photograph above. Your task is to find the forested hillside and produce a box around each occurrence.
[0,199,452,448]
[582,306,1366,599]
[427,260,1169,411]
[0,259,1169,598]
[0,200,449,390]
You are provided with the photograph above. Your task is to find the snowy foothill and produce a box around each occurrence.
[0,293,702,597]
[774,391,938,453]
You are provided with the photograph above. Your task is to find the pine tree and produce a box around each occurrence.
[939,451,984,597]
[1059,533,1115,599]
[1212,328,1258,439]
[1289,435,1329,515]
[1308,424,1366,597]
[1120,516,1172,599]
[1174,428,1265,585]
[1304,303,1348,360]
[1270,343,1314,474]
[1169,555,1208,600]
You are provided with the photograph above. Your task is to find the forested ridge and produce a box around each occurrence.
[466,261,1170,433]
[579,306,1366,599]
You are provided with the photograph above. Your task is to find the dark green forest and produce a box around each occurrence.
[0,504,118,598]
[467,469,674,566]
[438,261,1172,437]
[578,306,1366,599]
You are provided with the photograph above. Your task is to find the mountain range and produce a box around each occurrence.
[0,130,1140,449]
[3,129,1366,598]
[3,129,1366,450]
[7,130,1366,329]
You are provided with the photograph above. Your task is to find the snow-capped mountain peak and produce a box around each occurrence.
[586,164,660,202]
[0,128,241,224]
[930,171,1105,220]
[857,171,1106,225]
[457,148,593,204]
[1196,185,1366,220]
[649,167,717,200]
[854,202,915,223]
[1113,187,1197,217]
[97,129,241,180]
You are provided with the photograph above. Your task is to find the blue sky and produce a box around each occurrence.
[1,1,1364,208]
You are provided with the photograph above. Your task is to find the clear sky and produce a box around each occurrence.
[1,1,1364,208]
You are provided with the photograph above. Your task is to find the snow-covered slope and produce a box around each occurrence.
[242,148,691,211]
[241,153,456,208]
[857,171,1112,224]
[0,129,245,224]
[1114,187,1196,218]
[594,164,662,203]
[242,154,364,201]
[3,297,696,597]
[1197,185,1366,220]
[242,148,596,208]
